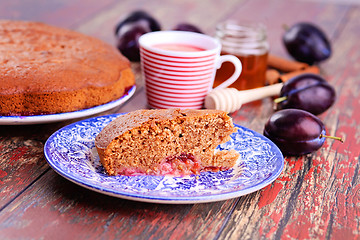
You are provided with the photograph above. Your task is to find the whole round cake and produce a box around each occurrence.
[0,20,135,116]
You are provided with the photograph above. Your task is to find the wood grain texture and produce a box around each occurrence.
[75,0,244,44]
[0,123,62,210]
[0,0,359,239]
[216,0,349,72]
[0,171,240,239]
[216,2,360,240]
[0,0,118,29]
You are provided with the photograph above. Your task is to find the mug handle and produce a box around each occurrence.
[213,55,242,90]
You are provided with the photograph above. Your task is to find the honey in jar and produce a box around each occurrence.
[214,21,269,90]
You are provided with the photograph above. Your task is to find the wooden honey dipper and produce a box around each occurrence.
[205,54,320,112]
[204,83,283,113]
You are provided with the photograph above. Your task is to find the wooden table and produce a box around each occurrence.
[1,0,359,239]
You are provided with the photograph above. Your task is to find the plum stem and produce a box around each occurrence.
[282,24,290,31]
[319,134,344,143]
[274,96,287,103]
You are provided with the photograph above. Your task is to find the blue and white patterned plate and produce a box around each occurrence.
[44,113,284,204]
[0,85,136,125]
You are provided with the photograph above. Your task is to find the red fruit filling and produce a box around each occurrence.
[113,153,229,176]
[155,153,202,176]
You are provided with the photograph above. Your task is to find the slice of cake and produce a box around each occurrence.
[95,109,239,176]
[0,20,135,116]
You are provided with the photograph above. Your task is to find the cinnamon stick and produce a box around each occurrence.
[267,54,308,72]
[266,66,320,84]
[280,66,320,82]
[266,69,281,85]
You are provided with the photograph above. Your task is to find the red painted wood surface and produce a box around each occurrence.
[0,0,359,239]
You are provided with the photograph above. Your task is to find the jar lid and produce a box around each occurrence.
[216,21,269,55]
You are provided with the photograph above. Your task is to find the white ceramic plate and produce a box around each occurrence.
[44,113,284,204]
[0,85,136,125]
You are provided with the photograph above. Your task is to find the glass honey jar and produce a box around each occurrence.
[214,21,269,90]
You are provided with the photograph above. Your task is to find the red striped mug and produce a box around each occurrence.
[139,31,242,109]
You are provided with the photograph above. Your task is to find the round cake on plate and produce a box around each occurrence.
[0,20,135,116]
